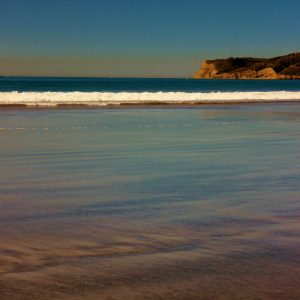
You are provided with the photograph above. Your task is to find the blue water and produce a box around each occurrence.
[1,77,300,92]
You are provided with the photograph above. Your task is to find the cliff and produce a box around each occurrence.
[193,53,300,79]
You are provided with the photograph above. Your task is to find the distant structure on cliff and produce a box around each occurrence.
[193,53,300,79]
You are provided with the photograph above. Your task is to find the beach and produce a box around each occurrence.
[1,103,300,299]
[2,0,300,297]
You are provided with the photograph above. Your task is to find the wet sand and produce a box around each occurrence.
[1,216,300,299]
[1,105,300,299]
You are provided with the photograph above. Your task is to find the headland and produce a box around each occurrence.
[193,53,300,80]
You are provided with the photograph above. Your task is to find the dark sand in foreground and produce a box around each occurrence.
[1,216,300,300]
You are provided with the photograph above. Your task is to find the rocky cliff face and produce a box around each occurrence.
[193,53,300,79]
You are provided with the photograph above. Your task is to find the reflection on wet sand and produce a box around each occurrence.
[1,215,300,299]
[1,105,300,299]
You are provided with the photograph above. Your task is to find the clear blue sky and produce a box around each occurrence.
[0,0,299,77]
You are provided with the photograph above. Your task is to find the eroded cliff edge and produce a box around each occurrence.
[193,53,300,79]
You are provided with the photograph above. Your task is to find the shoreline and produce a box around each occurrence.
[1,100,300,110]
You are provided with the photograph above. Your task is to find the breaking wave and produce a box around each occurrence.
[1,91,300,106]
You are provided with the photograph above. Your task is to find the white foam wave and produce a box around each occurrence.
[1,91,300,106]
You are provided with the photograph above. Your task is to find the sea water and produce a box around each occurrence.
[0,77,300,105]
[0,78,300,299]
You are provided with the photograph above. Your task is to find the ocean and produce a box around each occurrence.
[0,77,300,106]
[1,78,300,299]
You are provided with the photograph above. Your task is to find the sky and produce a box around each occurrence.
[0,0,300,77]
